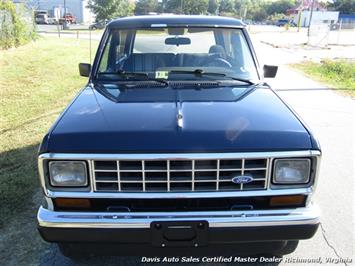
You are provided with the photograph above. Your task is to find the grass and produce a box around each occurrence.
[0,36,98,263]
[0,38,97,265]
[292,60,355,97]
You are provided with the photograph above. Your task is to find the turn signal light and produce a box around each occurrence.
[270,195,305,207]
[54,198,91,209]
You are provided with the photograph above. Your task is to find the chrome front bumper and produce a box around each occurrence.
[38,204,320,229]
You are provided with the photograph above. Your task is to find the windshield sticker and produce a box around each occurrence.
[155,71,169,79]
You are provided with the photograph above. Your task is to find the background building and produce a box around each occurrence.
[293,10,339,27]
[14,0,94,24]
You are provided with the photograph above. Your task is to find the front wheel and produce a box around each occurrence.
[258,241,299,258]
[58,243,86,260]
[279,240,299,255]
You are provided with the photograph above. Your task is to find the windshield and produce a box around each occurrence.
[97,27,259,82]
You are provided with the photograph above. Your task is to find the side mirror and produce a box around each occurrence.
[79,63,91,77]
[263,65,278,78]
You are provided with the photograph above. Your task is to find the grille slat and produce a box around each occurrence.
[93,158,269,192]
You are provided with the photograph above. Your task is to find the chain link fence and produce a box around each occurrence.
[308,19,355,47]
[308,22,330,47]
[328,19,355,46]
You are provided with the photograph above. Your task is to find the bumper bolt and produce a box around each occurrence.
[161,243,165,247]
[194,243,198,247]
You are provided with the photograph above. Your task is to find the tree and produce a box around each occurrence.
[329,0,355,14]
[208,0,219,14]
[165,0,208,14]
[234,0,252,18]
[265,0,296,16]
[219,0,235,13]
[165,0,182,13]
[249,7,268,22]
[88,0,135,21]
[183,0,209,14]
[135,0,159,15]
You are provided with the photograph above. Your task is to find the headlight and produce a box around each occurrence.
[49,161,88,187]
[273,159,311,184]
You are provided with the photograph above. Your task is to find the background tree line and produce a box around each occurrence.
[88,0,354,22]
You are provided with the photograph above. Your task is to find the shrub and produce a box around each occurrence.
[0,0,37,49]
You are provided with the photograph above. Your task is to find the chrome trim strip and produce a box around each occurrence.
[45,197,54,211]
[240,158,245,190]
[37,205,320,229]
[216,159,220,190]
[45,188,313,199]
[167,160,170,192]
[117,161,121,191]
[192,159,195,191]
[39,151,320,161]
[142,160,146,192]
[89,160,96,192]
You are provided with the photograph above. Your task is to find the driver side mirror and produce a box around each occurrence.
[263,65,278,78]
[79,63,91,77]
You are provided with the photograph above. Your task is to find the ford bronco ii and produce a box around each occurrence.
[37,15,321,257]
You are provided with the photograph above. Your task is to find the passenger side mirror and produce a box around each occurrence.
[263,65,278,78]
[79,63,91,77]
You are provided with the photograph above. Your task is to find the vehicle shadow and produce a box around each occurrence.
[0,143,41,225]
[0,143,48,265]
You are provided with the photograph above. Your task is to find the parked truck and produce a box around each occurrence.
[37,15,321,258]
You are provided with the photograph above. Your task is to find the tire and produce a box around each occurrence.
[58,243,86,260]
[257,241,299,258]
[279,240,299,255]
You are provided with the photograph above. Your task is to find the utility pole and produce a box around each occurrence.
[307,0,315,37]
[180,0,183,14]
[243,6,248,21]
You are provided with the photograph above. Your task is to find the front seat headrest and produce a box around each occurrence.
[208,45,226,58]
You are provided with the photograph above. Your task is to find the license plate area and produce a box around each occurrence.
[151,221,208,247]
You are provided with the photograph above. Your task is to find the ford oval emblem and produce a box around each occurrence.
[232,175,254,184]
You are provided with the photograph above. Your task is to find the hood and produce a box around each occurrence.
[43,84,312,153]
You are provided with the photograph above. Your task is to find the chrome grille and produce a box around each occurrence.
[93,158,269,192]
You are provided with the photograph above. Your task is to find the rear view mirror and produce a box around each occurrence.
[79,63,91,77]
[165,37,191,46]
[263,65,278,78]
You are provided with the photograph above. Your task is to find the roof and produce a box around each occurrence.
[108,15,245,29]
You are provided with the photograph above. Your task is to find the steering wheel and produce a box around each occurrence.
[204,57,232,68]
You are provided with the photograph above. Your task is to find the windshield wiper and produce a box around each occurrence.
[97,70,169,86]
[169,69,255,85]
